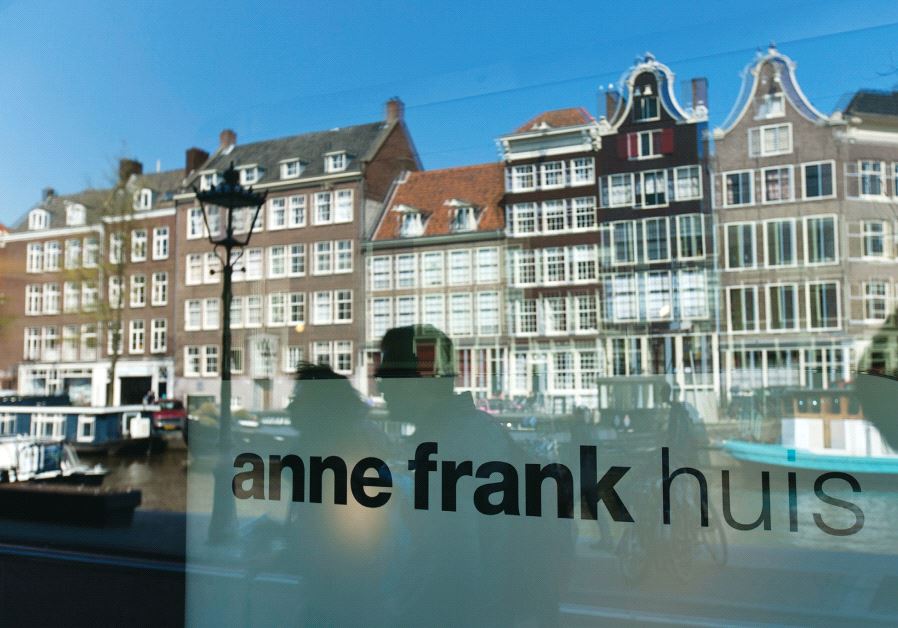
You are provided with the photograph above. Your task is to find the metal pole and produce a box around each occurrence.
[208,244,237,544]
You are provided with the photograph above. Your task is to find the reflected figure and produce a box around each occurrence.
[284,363,395,627]
[377,325,569,627]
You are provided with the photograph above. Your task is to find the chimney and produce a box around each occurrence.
[386,97,404,124]
[604,89,620,119]
[691,77,708,110]
[219,129,237,151]
[119,158,143,184]
[42,187,55,201]
[185,147,210,176]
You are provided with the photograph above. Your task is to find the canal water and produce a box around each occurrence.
[82,438,190,512]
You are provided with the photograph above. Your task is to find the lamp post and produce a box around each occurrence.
[194,163,266,544]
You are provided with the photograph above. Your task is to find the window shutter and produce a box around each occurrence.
[660,128,674,154]
[627,133,638,159]
[616,135,628,159]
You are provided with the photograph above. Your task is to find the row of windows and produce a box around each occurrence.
[726,282,841,333]
[108,228,170,263]
[720,161,834,206]
[185,339,353,377]
[199,153,349,191]
[599,165,702,209]
[505,158,595,192]
[26,237,100,273]
[107,273,169,309]
[601,269,710,324]
[505,197,598,235]
[186,189,354,239]
[369,248,500,291]
[370,292,501,339]
[23,320,167,360]
[185,241,352,285]
[185,290,352,331]
[724,215,837,269]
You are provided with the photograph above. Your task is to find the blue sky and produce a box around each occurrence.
[2,0,898,224]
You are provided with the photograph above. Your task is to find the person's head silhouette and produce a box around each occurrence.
[375,325,456,423]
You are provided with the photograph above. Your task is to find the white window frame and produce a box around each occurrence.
[723,170,754,207]
[151,319,167,353]
[803,215,839,266]
[725,222,758,270]
[801,160,836,200]
[151,272,168,306]
[765,283,800,332]
[749,122,792,157]
[152,226,169,260]
[806,281,841,331]
[763,218,797,268]
[726,286,760,333]
[761,165,794,204]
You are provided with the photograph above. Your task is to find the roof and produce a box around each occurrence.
[8,168,184,234]
[189,121,391,187]
[843,90,898,118]
[717,46,828,134]
[513,108,595,133]
[373,163,504,241]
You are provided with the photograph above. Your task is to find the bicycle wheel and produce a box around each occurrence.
[666,520,698,582]
[617,527,650,584]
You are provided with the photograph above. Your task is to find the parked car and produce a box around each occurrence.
[151,399,187,433]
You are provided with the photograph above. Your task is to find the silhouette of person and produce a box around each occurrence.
[283,363,396,626]
[376,325,570,627]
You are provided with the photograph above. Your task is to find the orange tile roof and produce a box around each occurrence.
[513,107,595,133]
[374,163,504,241]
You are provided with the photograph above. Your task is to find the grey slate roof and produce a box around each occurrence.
[187,121,390,187]
[9,169,184,234]
[844,90,898,117]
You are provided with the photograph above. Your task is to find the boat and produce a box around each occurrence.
[723,386,898,476]
[0,436,107,485]
[0,394,172,453]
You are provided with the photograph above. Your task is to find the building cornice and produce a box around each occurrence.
[366,229,505,250]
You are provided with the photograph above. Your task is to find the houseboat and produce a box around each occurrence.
[723,387,898,476]
[0,436,106,484]
[0,395,167,453]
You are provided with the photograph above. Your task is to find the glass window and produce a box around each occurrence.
[725,171,753,206]
[807,281,840,329]
[762,166,793,202]
[728,286,758,332]
[674,166,701,200]
[863,221,887,257]
[765,219,796,267]
[803,162,834,198]
[677,214,704,259]
[644,217,670,262]
[767,284,798,330]
[727,223,756,269]
[805,216,837,264]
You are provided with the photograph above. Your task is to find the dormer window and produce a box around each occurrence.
[280,159,303,179]
[394,204,426,237]
[28,209,49,231]
[757,92,785,119]
[199,171,220,191]
[634,86,659,122]
[239,166,262,185]
[134,188,153,210]
[325,152,347,173]
[65,203,85,226]
[446,199,479,232]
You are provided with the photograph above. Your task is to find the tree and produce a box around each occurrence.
[65,169,141,405]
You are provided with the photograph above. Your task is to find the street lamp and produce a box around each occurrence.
[194,162,266,543]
